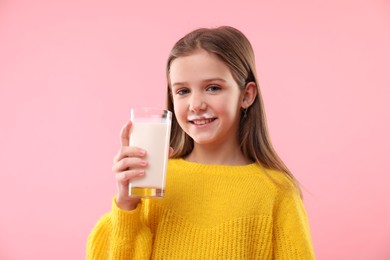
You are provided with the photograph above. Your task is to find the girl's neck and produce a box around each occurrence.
[185,142,251,166]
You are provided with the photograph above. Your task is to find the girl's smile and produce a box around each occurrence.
[187,113,217,126]
[190,118,215,125]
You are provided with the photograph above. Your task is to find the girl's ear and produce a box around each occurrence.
[241,82,257,109]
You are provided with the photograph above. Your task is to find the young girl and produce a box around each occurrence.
[87,26,315,259]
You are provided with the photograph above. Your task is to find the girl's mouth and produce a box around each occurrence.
[191,118,216,125]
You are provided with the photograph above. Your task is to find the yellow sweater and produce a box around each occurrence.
[87,159,315,259]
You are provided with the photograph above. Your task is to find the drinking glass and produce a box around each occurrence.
[129,108,172,197]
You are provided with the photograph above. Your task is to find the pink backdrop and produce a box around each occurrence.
[1,0,389,259]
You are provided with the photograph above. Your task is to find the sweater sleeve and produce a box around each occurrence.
[273,188,315,260]
[86,197,153,260]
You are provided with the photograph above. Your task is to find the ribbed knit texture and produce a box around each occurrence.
[87,158,315,259]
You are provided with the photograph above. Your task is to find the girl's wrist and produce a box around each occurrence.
[115,196,140,211]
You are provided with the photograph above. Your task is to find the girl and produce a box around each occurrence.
[87,26,315,259]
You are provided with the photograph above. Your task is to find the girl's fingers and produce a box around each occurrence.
[116,169,145,183]
[112,121,146,210]
[113,147,146,164]
[168,147,174,158]
[120,121,132,147]
[115,170,143,210]
[112,157,148,172]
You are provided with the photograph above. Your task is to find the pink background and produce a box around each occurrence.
[1,0,389,259]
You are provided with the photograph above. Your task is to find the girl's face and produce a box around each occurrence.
[169,49,245,148]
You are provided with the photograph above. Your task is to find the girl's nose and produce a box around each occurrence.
[189,95,207,112]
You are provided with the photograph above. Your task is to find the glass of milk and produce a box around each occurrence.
[129,108,172,198]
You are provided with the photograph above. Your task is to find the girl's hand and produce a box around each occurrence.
[112,121,147,211]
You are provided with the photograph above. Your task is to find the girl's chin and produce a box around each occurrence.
[190,135,217,145]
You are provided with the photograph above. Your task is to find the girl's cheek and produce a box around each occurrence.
[173,102,184,118]
[173,99,185,111]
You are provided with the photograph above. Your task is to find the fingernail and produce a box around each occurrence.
[138,170,145,175]
[139,150,146,156]
[140,161,148,166]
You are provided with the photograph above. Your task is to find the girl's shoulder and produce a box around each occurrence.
[262,168,301,196]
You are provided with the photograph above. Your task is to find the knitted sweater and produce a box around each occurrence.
[87,158,315,259]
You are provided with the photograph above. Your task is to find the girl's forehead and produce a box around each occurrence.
[169,50,233,82]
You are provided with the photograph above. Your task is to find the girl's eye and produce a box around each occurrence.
[176,88,190,95]
[207,85,221,92]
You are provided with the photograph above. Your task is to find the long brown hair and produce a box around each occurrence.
[166,26,301,193]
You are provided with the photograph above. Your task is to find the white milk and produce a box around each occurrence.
[130,120,171,189]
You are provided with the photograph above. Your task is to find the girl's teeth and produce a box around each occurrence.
[194,119,212,125]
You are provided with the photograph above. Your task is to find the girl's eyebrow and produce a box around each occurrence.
[172,78,227,88]
[171,81,186,88]
[203,78,227,83]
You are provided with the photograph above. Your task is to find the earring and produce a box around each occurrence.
[243,107,248,118]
